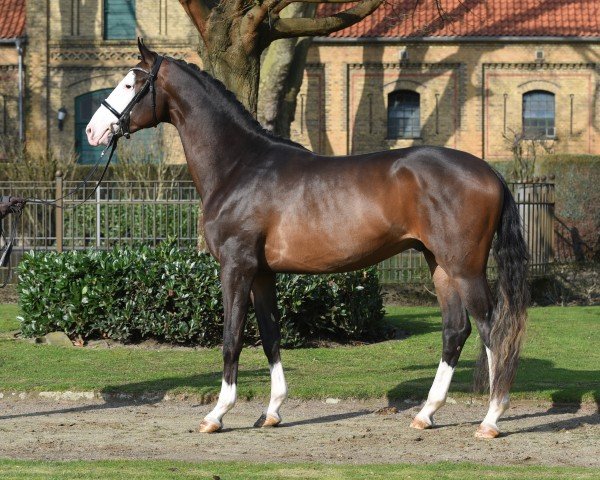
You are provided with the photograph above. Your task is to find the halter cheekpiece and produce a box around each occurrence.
[101,55,164,139]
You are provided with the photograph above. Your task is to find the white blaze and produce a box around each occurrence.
[86,71,137,146]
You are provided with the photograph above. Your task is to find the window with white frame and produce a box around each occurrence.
[523,90,555,138]
[387,90,420,139]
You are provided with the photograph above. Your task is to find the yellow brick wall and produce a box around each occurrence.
[49,0,195,41]
[25,1,600,164]
[28,0,199,162]
[0,46,19,137]
[294,41,600,160]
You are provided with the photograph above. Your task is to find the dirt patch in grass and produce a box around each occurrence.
[0,397,597,467]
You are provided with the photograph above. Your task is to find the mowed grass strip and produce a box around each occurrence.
[0,305,598,403]
[0,304,20,334]
[0,459,597,480]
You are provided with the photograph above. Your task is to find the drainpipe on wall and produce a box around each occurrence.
[481,63,486,160]
[16,38,24,141]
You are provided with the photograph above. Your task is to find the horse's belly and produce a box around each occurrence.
[264,222,412,273]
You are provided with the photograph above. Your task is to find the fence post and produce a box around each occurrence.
[55,171,63,253]
[96,185,101,248]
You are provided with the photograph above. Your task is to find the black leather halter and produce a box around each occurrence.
[101,55,164,139]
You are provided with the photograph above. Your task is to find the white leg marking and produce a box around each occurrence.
[205,379,237,426]
[266,361,287,420]
[482,394,510,430]
[415,360,455,426]
[485,346,494,385]
[482,347,509,430]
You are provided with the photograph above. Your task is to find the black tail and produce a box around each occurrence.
[475,174,529,400]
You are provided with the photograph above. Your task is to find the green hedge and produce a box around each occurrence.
[17,243,384,347]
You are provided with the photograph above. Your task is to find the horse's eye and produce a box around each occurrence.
[125,85,133,89]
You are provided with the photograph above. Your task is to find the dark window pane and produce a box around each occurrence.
[388,90,420,139]
[104,0,136,40]
[75,89,114,164]
[523,90,555,138]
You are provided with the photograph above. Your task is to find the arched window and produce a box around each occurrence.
[523,90,555,138]
[75,89,113,165]
[387,90,420,139]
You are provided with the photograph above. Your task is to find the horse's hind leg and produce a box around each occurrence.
[411,261,471,430]
[251,271,287,428]
[454,275,508,439]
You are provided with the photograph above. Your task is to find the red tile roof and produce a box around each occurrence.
[0,0,25,39]
[318,0,600,38]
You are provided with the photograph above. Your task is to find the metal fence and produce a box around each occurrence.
[1,177,556,285]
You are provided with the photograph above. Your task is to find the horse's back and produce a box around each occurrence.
[260,145,503,274]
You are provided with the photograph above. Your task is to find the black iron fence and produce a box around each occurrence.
[1,177,557,285]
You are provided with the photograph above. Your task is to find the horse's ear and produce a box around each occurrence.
[137,37,157,65]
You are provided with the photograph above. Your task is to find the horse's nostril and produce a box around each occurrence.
[86,127,92,135]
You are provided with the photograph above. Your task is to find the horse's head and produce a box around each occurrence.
[86,39,169,147]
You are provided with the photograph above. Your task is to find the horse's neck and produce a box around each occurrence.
[167,79,268,203]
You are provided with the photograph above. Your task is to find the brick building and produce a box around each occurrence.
[0,0,25,144]
[296,1,600,159]
[3,0,600,163]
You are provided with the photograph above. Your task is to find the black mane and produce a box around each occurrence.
[172,58,307,151]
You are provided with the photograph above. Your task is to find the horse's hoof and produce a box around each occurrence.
[199,419,222,433]
[475,423,500,439]
[410,416,432,430]
[254,413,281,428]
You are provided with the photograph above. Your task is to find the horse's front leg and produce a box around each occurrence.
[199,258,256,433]
[251,271,287,428]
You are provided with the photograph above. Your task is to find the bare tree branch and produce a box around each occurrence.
[178,0,213,37]
[272,0,362,14]
[252,0,283,29]
[266,0,384,40]
[283,0,365,3]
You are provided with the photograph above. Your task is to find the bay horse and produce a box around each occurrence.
[86,40,529,439]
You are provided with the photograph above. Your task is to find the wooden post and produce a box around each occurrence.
[55,171,63,253]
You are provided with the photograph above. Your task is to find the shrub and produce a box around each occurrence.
[17,243,384,347]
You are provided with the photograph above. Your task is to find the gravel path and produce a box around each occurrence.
[0,396,597,466]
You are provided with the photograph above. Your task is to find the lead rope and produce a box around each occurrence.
[0,137,119,288]
[0,203,23,288]
[28,136,119,210]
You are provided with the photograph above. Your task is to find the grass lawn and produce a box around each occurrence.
[0,305,598,403]
[0,459,597,480]
[0,304,20,333]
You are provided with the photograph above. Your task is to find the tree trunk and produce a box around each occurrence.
[194,4,267,118]
[258,4,316,137]
[198,41,261,116]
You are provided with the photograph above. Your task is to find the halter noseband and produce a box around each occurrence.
[101,55,164,139]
